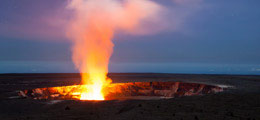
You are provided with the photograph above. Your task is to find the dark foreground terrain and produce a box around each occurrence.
[0,73,259,120]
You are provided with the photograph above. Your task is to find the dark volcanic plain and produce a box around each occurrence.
[0,73,259,120]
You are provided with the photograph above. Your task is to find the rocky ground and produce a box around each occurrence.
[0,73,259,120]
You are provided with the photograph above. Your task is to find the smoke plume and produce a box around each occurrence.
[65,0,164,99]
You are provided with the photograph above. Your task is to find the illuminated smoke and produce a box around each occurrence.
[66,0,163,100]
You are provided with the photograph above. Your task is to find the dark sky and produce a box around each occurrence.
[0,0,260,74]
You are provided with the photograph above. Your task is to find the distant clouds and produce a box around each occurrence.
[0,0,68,40]
[0,0,205,41]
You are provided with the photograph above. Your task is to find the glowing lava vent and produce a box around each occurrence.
[18,82,224,100]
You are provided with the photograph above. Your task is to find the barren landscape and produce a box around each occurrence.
[0,73,259,120]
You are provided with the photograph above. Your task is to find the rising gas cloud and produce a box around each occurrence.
[66,0,164,100]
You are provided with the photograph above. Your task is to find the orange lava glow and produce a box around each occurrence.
[19,82,224,100]
[66,0,162,100]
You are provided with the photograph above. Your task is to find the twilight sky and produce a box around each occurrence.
[0,0,260,74]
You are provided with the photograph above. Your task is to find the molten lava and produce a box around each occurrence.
[65,0,162,100]
[18,82,224,100]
